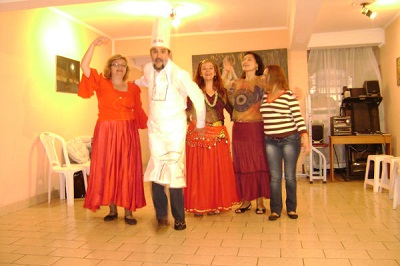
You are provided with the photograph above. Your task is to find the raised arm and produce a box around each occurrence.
[81,36,109,78]
[221,57,238,89]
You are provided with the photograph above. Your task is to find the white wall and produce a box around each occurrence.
[380,16,400,155]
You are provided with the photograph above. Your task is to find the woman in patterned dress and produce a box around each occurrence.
[225,52,271,214]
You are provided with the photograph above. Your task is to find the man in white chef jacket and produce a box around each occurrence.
[135,17,206,230]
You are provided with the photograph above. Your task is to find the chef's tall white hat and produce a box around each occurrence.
[150,17,171,49]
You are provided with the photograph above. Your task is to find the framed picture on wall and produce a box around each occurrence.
[192,49,288,85]
[56,55,80,93]
[397,57,400,86]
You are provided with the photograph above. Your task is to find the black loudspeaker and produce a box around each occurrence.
[350,87,367,97]
[65,171,86,198]
[312,123,324,143]
[351,101,380,134]
[363,80,380,96]
[345,144,382,179]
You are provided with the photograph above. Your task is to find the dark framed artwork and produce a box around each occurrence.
[192,49,288,84]
[397,57,400,86]
[56,55,80,93]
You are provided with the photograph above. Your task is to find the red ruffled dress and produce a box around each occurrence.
[79,69,148,212]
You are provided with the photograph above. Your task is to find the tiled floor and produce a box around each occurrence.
[1,174,400,266]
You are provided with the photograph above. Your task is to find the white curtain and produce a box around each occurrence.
[307,46,383,170]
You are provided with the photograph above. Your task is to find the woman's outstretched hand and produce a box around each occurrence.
[92,36,109,47]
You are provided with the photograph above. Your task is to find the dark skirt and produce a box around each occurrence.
[231,121,270,201]
[84,119,146,212]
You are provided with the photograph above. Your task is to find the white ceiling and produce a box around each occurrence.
[1,0,400,49]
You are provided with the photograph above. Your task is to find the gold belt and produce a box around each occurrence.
[207,121,223,127]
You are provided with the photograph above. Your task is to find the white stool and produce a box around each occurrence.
[364,154,393,192]
[392,161,400,209]
[379,157,400,198]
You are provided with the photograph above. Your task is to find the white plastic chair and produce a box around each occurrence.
[392,161,400,209]
[379,157,400,198]
[40,132,88,206]
[364,154,393,192]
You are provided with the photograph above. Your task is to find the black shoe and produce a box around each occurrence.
[268,213,280,221]
[235,203,251,213]
[124,216,137,225]
[157,218,169,227]
[174,219,186,230]
[104,213,118,221]
[287,212,298,219]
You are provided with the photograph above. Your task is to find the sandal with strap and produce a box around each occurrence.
[255,208,266,214]
[235,203,251,213]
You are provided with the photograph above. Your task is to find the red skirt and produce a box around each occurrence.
[232,121,270,201]
[184,123,240,213]
[84,119,146,212]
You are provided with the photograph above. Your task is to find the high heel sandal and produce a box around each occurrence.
[235,203,251,213]
[255,208,266,214]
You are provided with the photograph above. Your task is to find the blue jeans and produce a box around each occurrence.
[265,133,301,215]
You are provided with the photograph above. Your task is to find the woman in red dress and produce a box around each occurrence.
[185,59,240,216]
[78,36,148,225]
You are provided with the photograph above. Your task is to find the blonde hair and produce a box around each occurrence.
[103,54,130,81]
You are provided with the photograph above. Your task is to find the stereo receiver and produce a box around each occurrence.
[330,116,352,136]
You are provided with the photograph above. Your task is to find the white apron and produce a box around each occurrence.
[145,114,187,188]
[137,61,206,188]
[144,64,187,188]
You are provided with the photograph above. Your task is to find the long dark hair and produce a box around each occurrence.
[239,51,264,79]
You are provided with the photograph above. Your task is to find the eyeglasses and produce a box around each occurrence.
[110,63,127,68]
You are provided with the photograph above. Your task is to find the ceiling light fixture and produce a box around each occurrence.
[170,8,180,27]
[360,2,377,19]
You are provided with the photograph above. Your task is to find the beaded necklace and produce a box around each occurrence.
[204,91,218,107]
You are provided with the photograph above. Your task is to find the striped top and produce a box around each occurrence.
[260,90,307,138]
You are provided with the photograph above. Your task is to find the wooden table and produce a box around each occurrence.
[329,134,392,182]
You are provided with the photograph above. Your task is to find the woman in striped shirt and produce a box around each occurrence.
[260,65,310,221]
